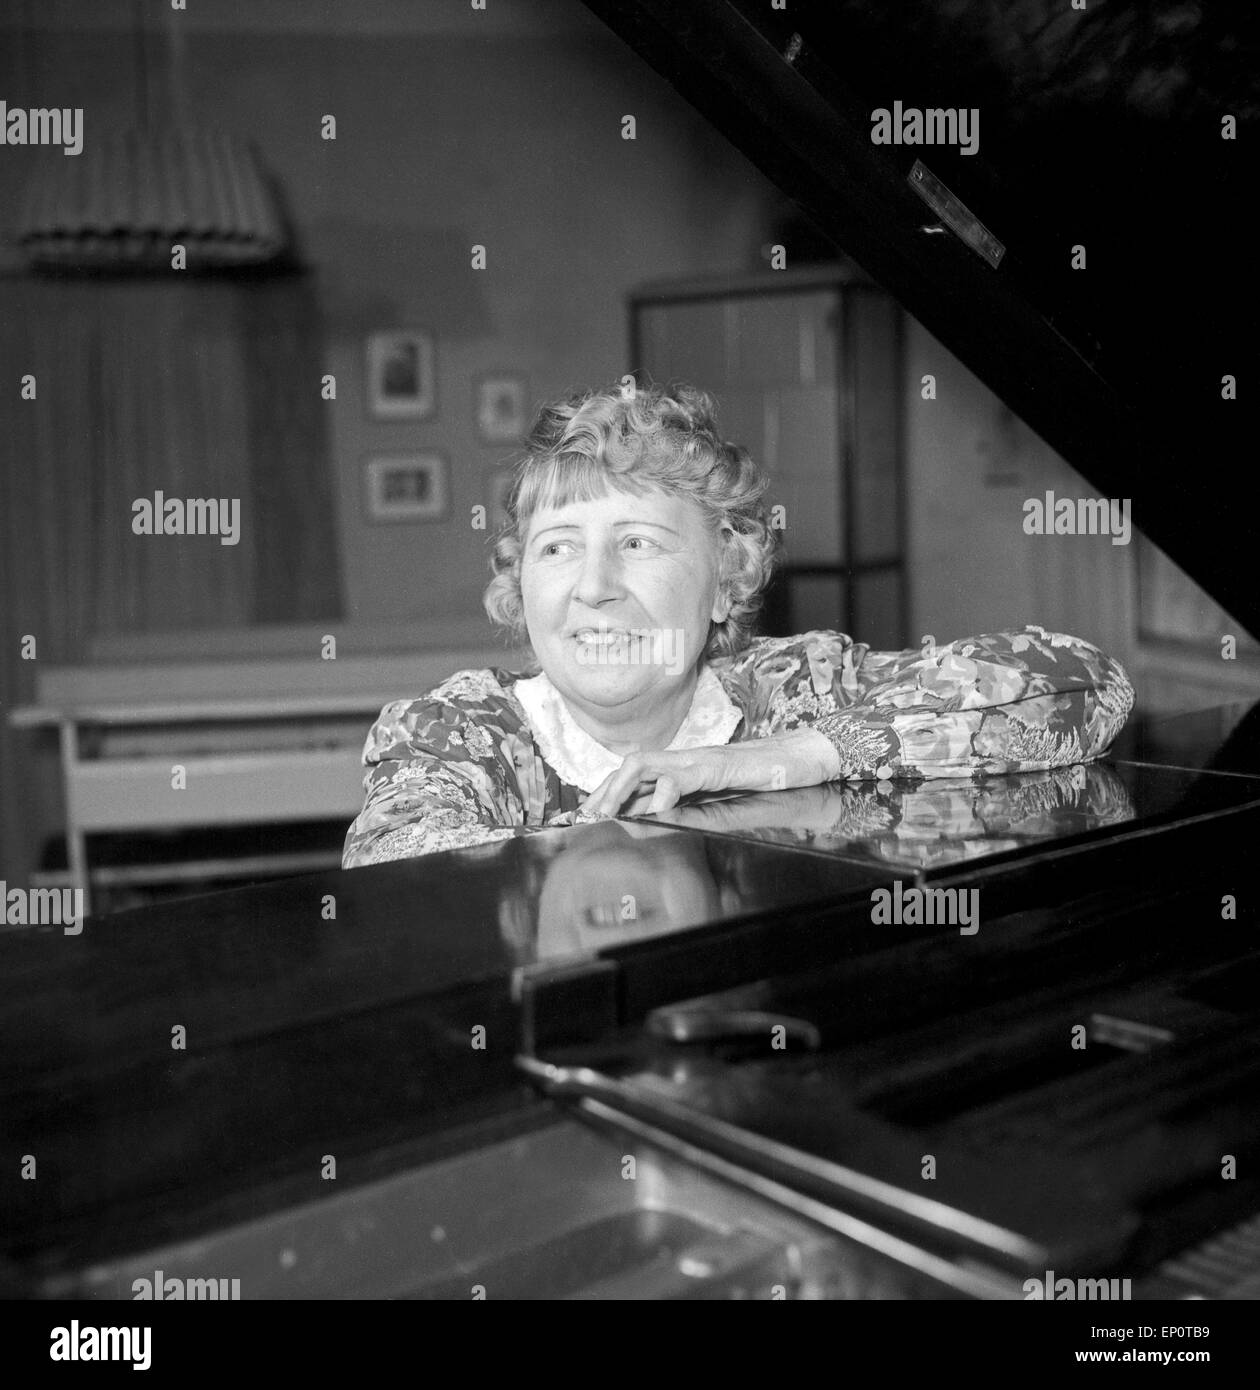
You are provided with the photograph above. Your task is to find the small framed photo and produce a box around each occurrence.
[484,465,517,529]
[367,330,435,420]
[475,373,529,444]
[364,453,448,523]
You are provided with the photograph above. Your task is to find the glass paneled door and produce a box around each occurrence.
[632,266,905,651]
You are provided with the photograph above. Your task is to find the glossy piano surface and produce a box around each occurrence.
[506,704,1260,1297]
[1109,699,1260,779]
[6,704,1260,1296]
[0,821,895,1287]
[637,737,1260,876]
[531,768,1260,1296]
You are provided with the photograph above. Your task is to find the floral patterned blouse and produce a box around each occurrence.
[342,625,1135,869]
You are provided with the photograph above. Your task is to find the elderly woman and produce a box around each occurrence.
[343,382,1134,869]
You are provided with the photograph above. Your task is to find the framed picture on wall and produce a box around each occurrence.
[367,330,436,420]
[475,373,529,443]
[364,453,448,523]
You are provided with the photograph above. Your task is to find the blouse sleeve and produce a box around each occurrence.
[342,670,543,868]
[773,626,1135,781]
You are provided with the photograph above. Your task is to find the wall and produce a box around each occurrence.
[4,0,1198,676]
[902,319,1138,669]
[902,319,1260,712]
[0,0,779,634]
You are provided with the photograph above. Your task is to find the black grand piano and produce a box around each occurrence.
[3,1,1258,1303]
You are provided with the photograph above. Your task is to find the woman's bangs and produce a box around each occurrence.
[515,451,654,521]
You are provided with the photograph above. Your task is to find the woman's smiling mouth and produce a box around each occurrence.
[570,628,639,645]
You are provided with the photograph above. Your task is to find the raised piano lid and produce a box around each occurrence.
[580,0,1258,637]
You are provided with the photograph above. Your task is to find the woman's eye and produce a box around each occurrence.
[540,540,574,558]
[623,535,659,552]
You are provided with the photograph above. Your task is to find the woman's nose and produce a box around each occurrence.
[573,543,625,606]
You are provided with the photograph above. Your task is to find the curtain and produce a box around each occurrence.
[0,270,343,882]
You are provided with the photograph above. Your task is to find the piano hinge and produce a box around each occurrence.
[908,160,1005,269]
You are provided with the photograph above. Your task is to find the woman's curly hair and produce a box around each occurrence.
[483,380,779,661]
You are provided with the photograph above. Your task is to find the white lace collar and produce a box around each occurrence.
[511,664,743,793]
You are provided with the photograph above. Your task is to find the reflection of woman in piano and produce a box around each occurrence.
[343,382,1134,867]
[655,762,1138,870]
[495,819,802,964]
[530,821,732,959]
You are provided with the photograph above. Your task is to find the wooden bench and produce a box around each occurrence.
[10,626,526,914]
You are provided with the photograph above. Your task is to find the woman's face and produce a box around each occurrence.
[519,485,730,718]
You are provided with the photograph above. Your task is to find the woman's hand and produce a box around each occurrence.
[579,728,844,818]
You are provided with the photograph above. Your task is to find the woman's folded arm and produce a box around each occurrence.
[341,674,537,868]
[342,757,520,867]
[796,626,1135,780]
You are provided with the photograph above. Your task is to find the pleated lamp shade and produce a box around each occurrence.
[16,127,288,271]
